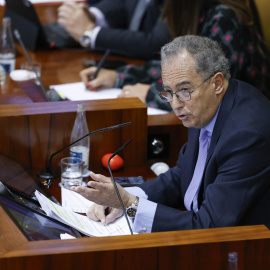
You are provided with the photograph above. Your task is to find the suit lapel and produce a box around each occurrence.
[198,80,237,207]
[206,80,237,164]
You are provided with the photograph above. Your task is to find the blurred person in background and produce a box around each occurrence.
[57,0,171,59]
[79,0,270,111]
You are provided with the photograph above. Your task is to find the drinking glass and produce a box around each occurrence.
[61,157,83,189]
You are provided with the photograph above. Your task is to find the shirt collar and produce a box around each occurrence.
[203,101,222,138]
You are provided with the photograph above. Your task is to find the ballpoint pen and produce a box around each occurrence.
[88,49,111,81]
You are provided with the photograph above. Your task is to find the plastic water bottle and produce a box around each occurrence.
[70,104,90,176]
[0,17,16,74]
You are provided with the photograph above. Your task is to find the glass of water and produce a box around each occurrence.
[61,157,83,189]
[20,61,41,84]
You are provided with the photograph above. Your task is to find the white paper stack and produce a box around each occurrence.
[35,190,131,237]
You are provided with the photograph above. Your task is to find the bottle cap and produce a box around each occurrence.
[77,103,85,112]
[228,252,238,261]
[2,17,11,25]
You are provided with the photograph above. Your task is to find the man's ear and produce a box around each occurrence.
[213,72,225,95]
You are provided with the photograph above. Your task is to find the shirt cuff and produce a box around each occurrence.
[89,7,109,28]
[90,26,101,49]
[125,187,156,233]
[125,186,148,199]
[133,198,157,233]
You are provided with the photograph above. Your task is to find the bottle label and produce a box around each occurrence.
[70,146,90,174]
[70,151,83,160]
[0,62,13,74]
[0,56,15,74]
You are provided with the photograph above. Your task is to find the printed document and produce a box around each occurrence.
[61,186,94,213]
[35,190,131,237]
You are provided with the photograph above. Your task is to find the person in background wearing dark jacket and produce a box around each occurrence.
[57,0,171,59]
[79,0,270,111]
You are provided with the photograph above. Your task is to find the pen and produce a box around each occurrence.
[89,49,111,81]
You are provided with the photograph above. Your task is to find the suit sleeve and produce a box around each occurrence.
[93,0,129,28]
[94,17,172,59]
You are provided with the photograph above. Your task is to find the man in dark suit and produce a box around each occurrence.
[71,35,270,233]
[57,0,171,59]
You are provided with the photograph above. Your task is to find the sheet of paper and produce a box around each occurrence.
[50,81,169,115]
[50,82,122,101]
[61,187,94,213]
[60,233,76,240]
[35,190,131,237]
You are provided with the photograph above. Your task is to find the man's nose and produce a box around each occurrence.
[170,94,185,110]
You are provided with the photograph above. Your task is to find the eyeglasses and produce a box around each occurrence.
[159,75,213,102]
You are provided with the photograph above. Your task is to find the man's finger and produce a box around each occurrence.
[86,205,106,223]
[71,186,97,200]
[90,171,111,183]
[105,208,123,225]
[86,206,100,222]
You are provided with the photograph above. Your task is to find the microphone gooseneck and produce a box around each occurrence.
[37,122,132,181]
[107,139,133,235]
[13,29,62,101]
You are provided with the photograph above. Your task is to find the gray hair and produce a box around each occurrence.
[161,35,231,80]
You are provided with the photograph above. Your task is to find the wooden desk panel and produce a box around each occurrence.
[0,205,270,270]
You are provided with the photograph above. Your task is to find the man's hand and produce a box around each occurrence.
[58,1,95,41]
[80,67,117,91]
[71,171,136,209]
[118,83,150,103]
[87,204,123,225]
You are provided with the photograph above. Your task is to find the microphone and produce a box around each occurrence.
[13,29,62,102]
[107,139,133,235]
[37,122,132,184]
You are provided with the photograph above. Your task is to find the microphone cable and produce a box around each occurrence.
[107,139,134,235]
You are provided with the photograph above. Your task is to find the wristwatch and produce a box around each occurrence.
[79,29,95,48]
[126,196,139,218]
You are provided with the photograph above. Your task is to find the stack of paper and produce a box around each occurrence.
[35,190,131,237]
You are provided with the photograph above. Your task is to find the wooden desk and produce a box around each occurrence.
[1,212,270,270]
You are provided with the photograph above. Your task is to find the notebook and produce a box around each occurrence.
[4,0,80,51]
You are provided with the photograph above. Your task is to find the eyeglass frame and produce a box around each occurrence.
[159,74,215,102]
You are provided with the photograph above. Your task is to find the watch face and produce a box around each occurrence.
[127,208,136,218]
[80,36,91,47]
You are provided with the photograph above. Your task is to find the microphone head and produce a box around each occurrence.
[46,88,63,102]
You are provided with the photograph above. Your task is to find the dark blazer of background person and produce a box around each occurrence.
[140,79,270,232]
[92,0,172,59]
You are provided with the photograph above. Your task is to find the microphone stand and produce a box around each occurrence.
[13,29,62,101]
[38,122,132,186]
[107,139,134,235]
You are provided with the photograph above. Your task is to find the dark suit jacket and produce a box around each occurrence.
[93,0,172,59]
[140,79,270,232]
